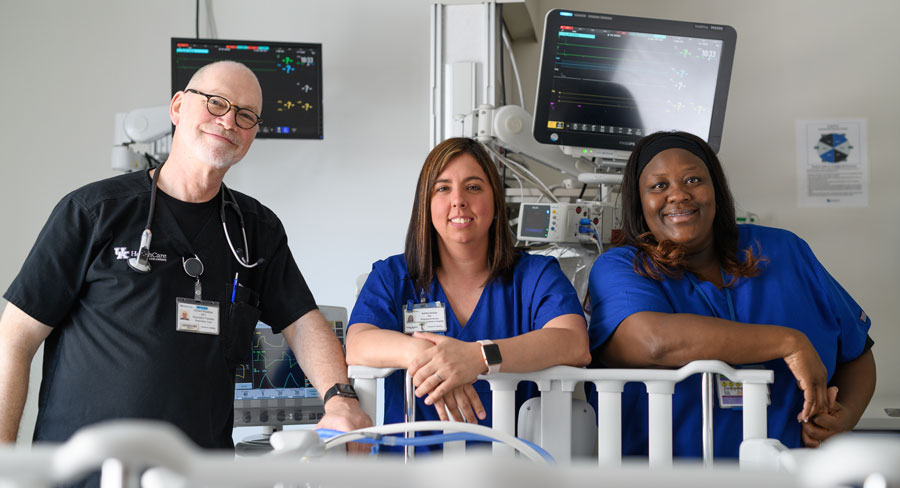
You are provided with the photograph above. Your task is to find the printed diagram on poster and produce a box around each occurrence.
[796,120,868,207]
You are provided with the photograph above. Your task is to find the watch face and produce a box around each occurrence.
[337,384,355,395]
[483,343,502,365]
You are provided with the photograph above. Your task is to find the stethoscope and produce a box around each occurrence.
[127,160,264,273]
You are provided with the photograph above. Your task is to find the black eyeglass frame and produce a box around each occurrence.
[184,88,263,129]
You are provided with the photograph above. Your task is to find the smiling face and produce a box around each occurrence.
[170,62,262,170]
[429,153,495,250]
[639,148,716,254]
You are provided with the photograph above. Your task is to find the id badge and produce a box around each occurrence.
[403,301,447,334]
[176,297,220,335]
[716,369,771,409]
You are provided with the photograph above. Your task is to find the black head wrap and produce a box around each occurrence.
[636,133,710,177]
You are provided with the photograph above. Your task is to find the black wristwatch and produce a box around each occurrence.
[323,383,358,404]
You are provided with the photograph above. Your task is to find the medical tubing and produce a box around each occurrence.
[318,429,553,461]
[502,160,555,203]
[320,422,553,463]
[145,159,165,230]
[488,146,526,207]
[589,221,604,254]
[500,155,557,202]
[221,185,262,269]
[485,145,558,203]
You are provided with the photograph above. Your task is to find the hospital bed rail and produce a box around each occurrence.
[348,360,777,468]
[2,418,898,488]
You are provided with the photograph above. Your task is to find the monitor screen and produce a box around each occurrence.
[519,204,551,239]
[172,37,323,139]
[233,306,346,427]
[532,10,736,156]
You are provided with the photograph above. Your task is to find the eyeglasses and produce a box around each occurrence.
[184,88,263,129]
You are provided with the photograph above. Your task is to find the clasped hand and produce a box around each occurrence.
[406,332,486,423]
[802,386,854,447]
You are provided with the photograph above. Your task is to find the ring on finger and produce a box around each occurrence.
[433,373,443,383]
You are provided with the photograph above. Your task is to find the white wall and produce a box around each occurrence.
[1,0,896,445]
[514,0,899,400]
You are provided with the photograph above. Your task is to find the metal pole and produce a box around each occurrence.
[429,3,442,147]
[404,370,416,462]
[701,372,714,468]
[486,0,496,106]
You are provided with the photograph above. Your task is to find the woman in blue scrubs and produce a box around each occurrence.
[347,137,590,434]
[588,131,876,458]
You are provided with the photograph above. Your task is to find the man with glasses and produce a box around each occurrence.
[0,61,371,482]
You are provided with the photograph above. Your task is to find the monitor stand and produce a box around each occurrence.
[235,426,281,456]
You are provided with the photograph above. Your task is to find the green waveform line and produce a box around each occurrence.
[257,372,302,389]
[266,351,299,370]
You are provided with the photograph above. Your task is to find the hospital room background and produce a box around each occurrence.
[0,0,897,445]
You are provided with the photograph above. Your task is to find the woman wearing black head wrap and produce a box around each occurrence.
[587,131,875,458]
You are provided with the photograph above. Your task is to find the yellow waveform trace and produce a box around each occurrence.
[235,364,250,379]
[253,334,286,349]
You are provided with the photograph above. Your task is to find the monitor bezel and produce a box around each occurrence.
[532,10,737,154]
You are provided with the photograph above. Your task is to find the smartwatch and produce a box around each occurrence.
[323,383,358,404]
[477,339,502,375]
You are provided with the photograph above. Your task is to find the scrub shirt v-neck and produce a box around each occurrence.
[350,252,585,440]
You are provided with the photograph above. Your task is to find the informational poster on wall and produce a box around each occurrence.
[796,119,868,207]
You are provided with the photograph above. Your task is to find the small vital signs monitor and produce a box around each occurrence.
[233,306,346,427]
[172,37,323,140]
[532,10,736,156]
[517,202,613,244]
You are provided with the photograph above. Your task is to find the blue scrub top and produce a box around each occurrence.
[588,224,871,458]
[350,252,584,431]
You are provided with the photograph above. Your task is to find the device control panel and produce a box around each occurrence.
[516,202,613,244]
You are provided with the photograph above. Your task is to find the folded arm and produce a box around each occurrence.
[598,311,829,422]
[345,314,590,423]
[409,313,590,406]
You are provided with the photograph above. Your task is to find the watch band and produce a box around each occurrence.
[323,383,358,404]
[477,339,502,375]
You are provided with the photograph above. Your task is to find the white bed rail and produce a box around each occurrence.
[2,419,898,488]
[348,360,775,467]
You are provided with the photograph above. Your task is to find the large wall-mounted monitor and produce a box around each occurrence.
[532,10,736,159]
[172,37,323,139]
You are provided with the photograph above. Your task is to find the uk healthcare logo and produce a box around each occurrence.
[113,246,167,262]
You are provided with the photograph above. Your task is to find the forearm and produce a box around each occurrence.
[345,324,431,369]
[603,311,805,368]
[493,316,591,372]
[829,349,876,423]
[283,310,351,396]
[0,303,50,443]
[0,353,30,443]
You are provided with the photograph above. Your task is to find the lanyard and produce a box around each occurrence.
[686,271,736,322]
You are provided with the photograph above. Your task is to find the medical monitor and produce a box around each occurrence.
[233,306,346,428]
[532,10,736,158]
[172,37,323,139]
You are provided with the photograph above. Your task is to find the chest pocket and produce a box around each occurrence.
[222,282,261,368]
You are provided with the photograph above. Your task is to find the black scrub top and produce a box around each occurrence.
[4,170,316,449]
